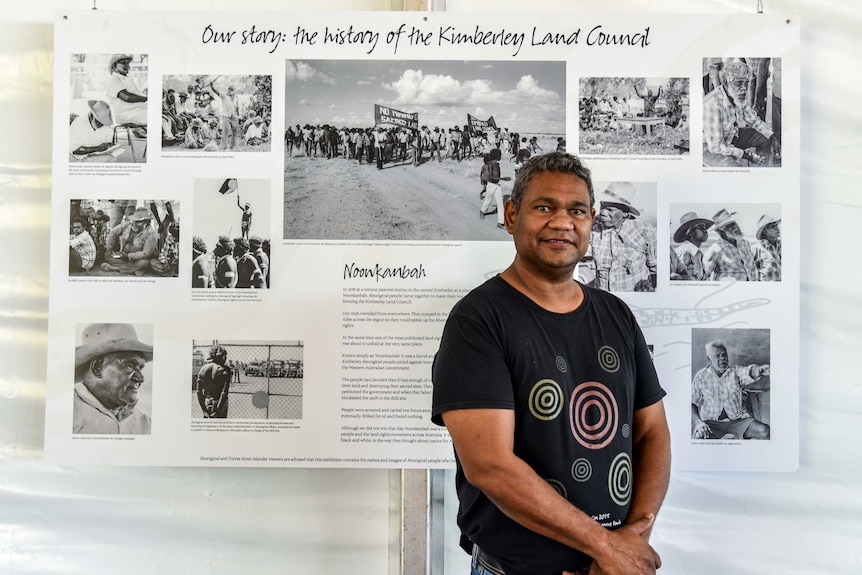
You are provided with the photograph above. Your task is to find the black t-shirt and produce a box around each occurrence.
[431,276,665,575]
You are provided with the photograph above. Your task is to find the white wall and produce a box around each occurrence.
[3,1,862,573]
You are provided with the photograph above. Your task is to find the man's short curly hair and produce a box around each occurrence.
[510,152,594,210]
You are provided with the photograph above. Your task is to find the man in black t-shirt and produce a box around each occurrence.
[432,152,670,575]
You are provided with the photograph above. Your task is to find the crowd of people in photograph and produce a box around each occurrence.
[191,234,270,289]
[284,123,553,169]
[162,76,272,151]
[579,89,687,132]
[69,200,179,278]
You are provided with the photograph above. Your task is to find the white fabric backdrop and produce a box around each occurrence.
[2,0,861,573]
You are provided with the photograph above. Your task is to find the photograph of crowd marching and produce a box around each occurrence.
[191,340,304,420]
[578,77,690,156]
[192,178,270,289]
[702,57,782,167]
[161,74,273,153]
[670,203,782,282]
[69,53,152,163]
[283,59,565,241]
[68,199,179,278]
[577,182,658,293]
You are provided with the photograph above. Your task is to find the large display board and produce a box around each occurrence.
[46,10,799,471]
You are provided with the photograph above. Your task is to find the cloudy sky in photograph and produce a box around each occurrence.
[284,59,565,134]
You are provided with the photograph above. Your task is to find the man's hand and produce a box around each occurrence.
[754,364,770,378]
[693,419,711,439]
[592,514,661,575]
[741,149,766,166]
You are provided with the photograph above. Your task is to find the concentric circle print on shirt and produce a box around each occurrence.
[569,381,619,449]
[598,345,620,373]
[528,378,564,421]
[608,452,633,506]
[571,458,592,482]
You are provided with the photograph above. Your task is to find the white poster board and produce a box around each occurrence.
[47,10,799,471]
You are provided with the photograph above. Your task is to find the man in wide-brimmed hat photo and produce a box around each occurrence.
[752,213,782,281]
[106,54,148,126]
[671,211,713,281]
[102,207,158,275]
[589,181,657,292]
[69,100,116,160]
[703,208,757,281]
[73,323,153,435]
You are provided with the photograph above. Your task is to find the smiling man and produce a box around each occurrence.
[73,323,153,435]
[432,152,670,575]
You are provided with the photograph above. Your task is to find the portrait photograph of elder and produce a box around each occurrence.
[73,323,154,435]
[690,328,771,440]
[702,57,782,167]
[69,53,153,163]
[578,181,658,293]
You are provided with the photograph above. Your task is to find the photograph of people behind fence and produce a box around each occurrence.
[69,199,179,278]
[192,178,270,289]
[161,74,272,153]
[283,59,565,241]
[191,340,304,420]
[702,57,781,168]
[69,53,152,163]
[579,77,690,156]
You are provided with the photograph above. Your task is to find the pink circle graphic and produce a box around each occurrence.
[569,381,619,450]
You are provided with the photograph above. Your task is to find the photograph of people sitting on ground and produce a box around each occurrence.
[579,77,690,156]
[702,57,782,168]
[69,53,152,163]
[161,74,272,153]
[283,59,565,241]
[68,199,179,278]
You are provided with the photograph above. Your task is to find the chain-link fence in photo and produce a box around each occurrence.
[191,340,304,420]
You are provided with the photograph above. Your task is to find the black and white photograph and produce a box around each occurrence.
[161,74,273,153]
[578,181,658,292]
[578,77,690,156]
[669,203,782,282]
[192,179,270,289]
[283,59,566,241]
[191,340,304,420]
[73,322,154,435]
[690,328,771,441]
[68,199,179,278]
[69,53,150,163]
[702,57,782,167]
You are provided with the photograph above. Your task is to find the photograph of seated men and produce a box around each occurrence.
[691,329,771,440]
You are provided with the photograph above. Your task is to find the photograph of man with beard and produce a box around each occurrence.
[702,58,781,167]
